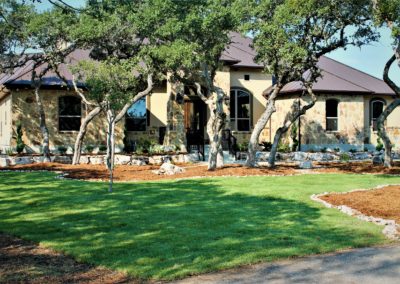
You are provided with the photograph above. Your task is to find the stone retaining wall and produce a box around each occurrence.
[0,153,200,167]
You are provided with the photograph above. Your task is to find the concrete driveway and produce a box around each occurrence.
[171,245,400,284]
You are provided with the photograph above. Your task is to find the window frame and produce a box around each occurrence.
[58,95,82,133]
[370,98,386,132]
[325,99,339,132]
[125,97,148,132]
[230,88,252,132]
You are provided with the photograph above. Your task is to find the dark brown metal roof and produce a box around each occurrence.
[271,56,395,96]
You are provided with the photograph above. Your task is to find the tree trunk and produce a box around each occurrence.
[377,98,400,168]
[246,85,282,167]
[72,106,102,165]
[106,109,116,193]
[34,84,51,162]
[268,87,317,167]
[216,145,224,168]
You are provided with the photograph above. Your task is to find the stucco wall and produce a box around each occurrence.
[0,92,12,150]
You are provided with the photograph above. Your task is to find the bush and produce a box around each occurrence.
[85,145,94,154]
[277,142,291,153]
[340,153,351,162]
[57,145,68,155]
[321,147,327,153]
[261,141,272,152]
[15,121,25,154]
[99,145,107,153]
[334,147,340,153]
[349,148,357,153]
[149,144,164,155]
[290,124,299,151]
[237,141,249,152]
[376,138,384,151]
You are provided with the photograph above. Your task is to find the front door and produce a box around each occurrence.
[184,99,207,139]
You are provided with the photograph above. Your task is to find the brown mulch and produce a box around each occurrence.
[0,233,141,284]
[321,185,400,224]
[3,161,400,182]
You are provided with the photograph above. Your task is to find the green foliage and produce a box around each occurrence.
[278,141,291,153]
[334,147,341,153]
[5,148,13,155]
[237,141,249,152]
[15,121,25,154]
[376,138,384,151]
[340,153,351,162]
[349,148,358,154]
[123,125,133,154]
[99,145,107,153]
[57,145,67,155]
[0,172,395,279]
[261,141,272,152]
[321,147,327,153]
[85,145,94,154]
[373,0,400,40]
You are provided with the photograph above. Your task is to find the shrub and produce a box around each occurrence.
[57,145,68,155]
[321,147,327,153]
[15,121,25,154]
[85,145,94,154]
[6,148,13,155]
[334,147,340,153]
[340,153,351,162]
[290,124,299,151]
[99,145,107,153]
[237,141,249,152]
[261,141,272,152]
[376,138,384,152]
[364,147,369,152]
[149,144,164,155]
[277,142,291,153]
[349,148,357,153]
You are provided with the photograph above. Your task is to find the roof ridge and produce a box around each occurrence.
[323,55,386,83]
[321,68,374,93]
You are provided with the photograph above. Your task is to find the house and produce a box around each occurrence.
[0,32,398,154]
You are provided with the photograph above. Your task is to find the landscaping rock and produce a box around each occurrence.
[90,156,104,165]
[152,162,185,175]
[10,156,33,165]
[184,153,199,163]
[114,155,131,165]
[0,157,10,167]
[299,161,313,169]
[372,155,384,165]
[52,156,72,164]
[353,152,371,160]
[32,156,46,163]
[131,159,147,166]
[79,156,90,165]
[291,152,308,161]
[256,152,269,162]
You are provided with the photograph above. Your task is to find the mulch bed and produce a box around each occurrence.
[3,161,400,182]
[0,233,141,284]
[320,185,400,224]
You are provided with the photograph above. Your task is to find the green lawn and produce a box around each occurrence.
[0,172,399,280]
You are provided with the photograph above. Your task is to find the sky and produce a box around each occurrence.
[35,1,400,85]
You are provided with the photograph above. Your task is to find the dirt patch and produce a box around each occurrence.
[0,233,142,284]
[320,186,400,224]
[1,163,298,181]
[3,161,400,182]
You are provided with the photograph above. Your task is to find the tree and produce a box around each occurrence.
[242,0,378,167]
[151,0,239,170]
[373,0,400,167]
[73,59,153,192]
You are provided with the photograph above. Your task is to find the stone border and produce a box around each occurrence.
[311,185,400,240]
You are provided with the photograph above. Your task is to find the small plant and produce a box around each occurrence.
[99,145,107,153]
[57,145,68,155]
[340,153,351,162]
[149,144,164,155]
[136,139,152,154]
[364,147,369,152]
[349,148,357,154]
[321,147,327,153]
[334,147,340,153]
[260,141,272,152]
[376,138,384,151]
[237,141,249,152]
[5,148,14,155]
[85,145,94,154]
[15,121,25,154]
[290,124,299,152]
[277,142,291,153]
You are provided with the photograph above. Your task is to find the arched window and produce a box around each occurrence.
[126,97,147,131]
[230,88,252,131]
[58,96,81,131]
[370,99,385,131]
[326,99,339,131]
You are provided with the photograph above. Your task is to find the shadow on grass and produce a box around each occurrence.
[0,172,386,280]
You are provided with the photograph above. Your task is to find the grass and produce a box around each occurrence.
[0,172,399,280]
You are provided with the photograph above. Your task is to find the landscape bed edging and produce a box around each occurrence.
[311,185,400,240]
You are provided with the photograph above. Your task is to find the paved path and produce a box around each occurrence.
[172,245,400,284]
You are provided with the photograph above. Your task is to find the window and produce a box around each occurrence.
[244,74,250,81]
[370,99,385,131]
[126,97,147,131]
[326,99,339,131]
[59,96,81,131]
[230,88,251,131]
